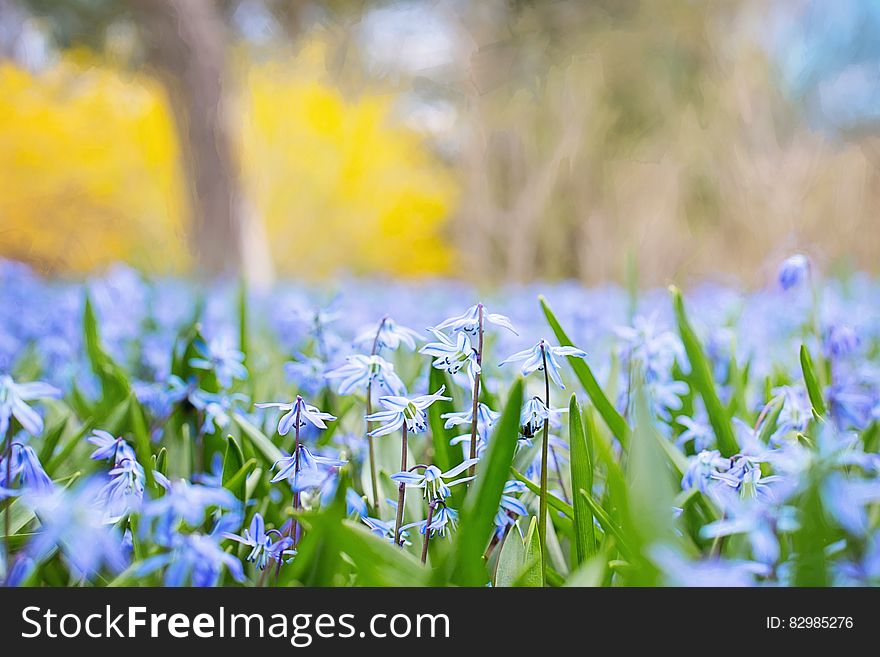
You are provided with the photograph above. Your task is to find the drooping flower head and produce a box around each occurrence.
[0,375,61,436]
[420,328,480,385]
[271,444,348,491]
[434,304,518,336]
[354,316,423,352]
[390,459,478,499]
[325,354,405,396]
[778,254,811,290]
[256,395,336,436]
[222,512,295,571]
[500,339,587,388]
[365,386,451,437]
[188,336,248,388]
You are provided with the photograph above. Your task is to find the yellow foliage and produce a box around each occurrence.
[0,56,188,273]
[238,42,455,278]
[0,42,457,278]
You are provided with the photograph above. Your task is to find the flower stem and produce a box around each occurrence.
[3,423,12,582]
[365,317,388,509]
[394,424,408,546]
[538,342,550,586]
[291,401,302,547]
[421,498,439,564]
[468,304,484,478]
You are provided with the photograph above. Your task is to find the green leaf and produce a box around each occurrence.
[427,367,457,473]
[569,395,596,564]
[222,435,248,501]
[494,523,526,587]
[452,378,524,586]
[670,286,738,456]
[757,395,785,444]
[336,521,429,587]
[37,414,70,466]
[128,395,155,489]
[627,380,676,548]
[514,516,544,587]
[83,294,130,409]
[800,344,827,417]
[579,489,632,560]
[233,413,284,465]
[540,296,630,443]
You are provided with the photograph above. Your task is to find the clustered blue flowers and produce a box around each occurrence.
[0,253,879,587]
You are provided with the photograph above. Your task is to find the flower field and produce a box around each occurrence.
[1,255,878,587]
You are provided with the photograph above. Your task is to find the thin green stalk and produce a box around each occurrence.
[421,498,439,564]
[394,424,408,546]
[538,342,550,586]
[468,304,484,478]
[365,317,388,509]
[3,424,12,583]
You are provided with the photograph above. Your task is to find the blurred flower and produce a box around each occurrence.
[355,317,422,351]
[22,478,128,579]
[0,375,60,436]
[326,354,405,396]
[778,254,810,290]
[189,336,247,388]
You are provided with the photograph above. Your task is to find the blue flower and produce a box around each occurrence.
[190,390,248,434]
[494,480,528,537]
[188,336,248,388]
[256,395,336,436]
[362,516,411,545]
[271,444,347,490]
[141,480,238,540]
[222,512,295,570]
[420,328,480,385]
[139,531,245,587]
[824,323,860,359]
[355,317,422,351]
[681,449,730,493]
[97,458,168,523]
[434,304,518,336]
[519,396,567,438]
[87,429,135,462]
[365,386,451,437]
[778,254,810,290]
[442,402,500,439]
[500,339,587,388]
[325,354,406,396]
[403,505,460,538]
[346,488,368,518]
[0,375,60,436]
[0,442,53,497]
[701,503,798,565]
[390,459,478,499]
[22,478,128,578]
[675,416,715,452]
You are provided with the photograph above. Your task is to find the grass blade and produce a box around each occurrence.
[568,394,596,564]
[540,296,630,443]
[669,286,738,456]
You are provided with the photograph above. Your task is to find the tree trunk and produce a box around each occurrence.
[135,0,242,276]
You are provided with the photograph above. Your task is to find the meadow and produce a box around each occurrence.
[1,254,878,587]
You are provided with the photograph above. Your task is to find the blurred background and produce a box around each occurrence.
[0,0,878,287]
